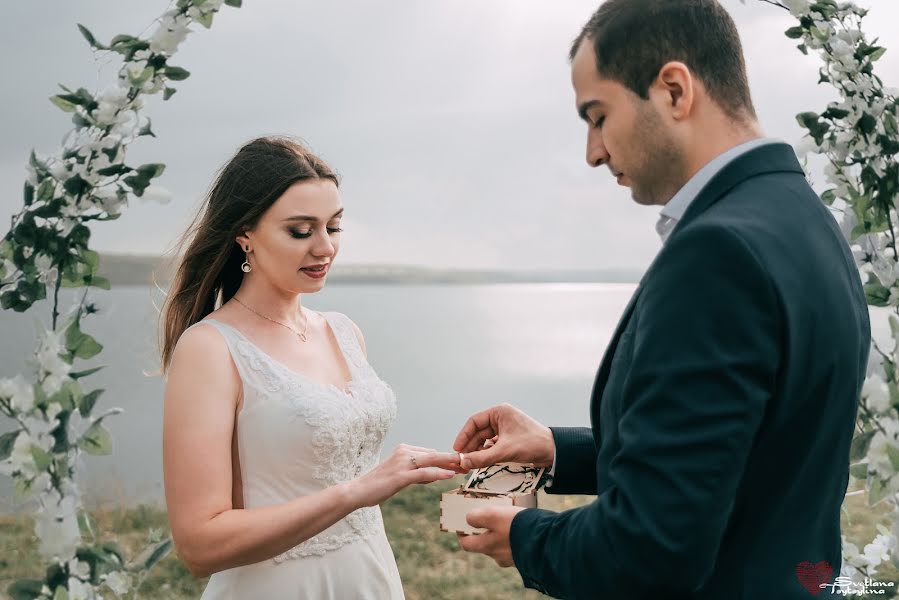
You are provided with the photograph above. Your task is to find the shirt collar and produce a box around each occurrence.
[657,137,781,242]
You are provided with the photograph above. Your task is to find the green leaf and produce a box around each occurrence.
[53,585,68,600]
[74,334,103,360]
[785,26,804,39]
[49,95,77,112]
[797,43,808,55]
[79,422,112,455]
[864,282,891,306]
[0,430,20,460]
[30,445,52,471]
[96,164,131,177]
[195,11,214,28]
[6,579,44,600]
[849,462,868,479]
[225,0,242,6]
[136,163,166,179]
[77,24,106,50]
[822,107,850,120]
[88,276,111,290]
[887,445,899,472]
[850,430,876,462]
[138,118,155,138]
[23,182,34,206]
[163,66,190,81]
[857,113,877,136]
[63,175,89,197]
[869,47,887,62]
[36,178,56,202]
[79,389,104,417]
[868,475,891,506]
[820,189,837,205]
[130,538,173,572]
[163,87,177,101]
[71,366,104,380]
[77,512,97,539]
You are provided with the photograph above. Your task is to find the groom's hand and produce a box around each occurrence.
[453,403,554,470]
[456,506,525,567]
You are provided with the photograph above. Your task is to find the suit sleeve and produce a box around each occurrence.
[545,427,597,495]
[510,224,780,599]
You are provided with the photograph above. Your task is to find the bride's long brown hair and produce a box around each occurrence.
[159,136,339,372]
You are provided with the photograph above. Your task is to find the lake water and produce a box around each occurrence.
[0,283,638,512]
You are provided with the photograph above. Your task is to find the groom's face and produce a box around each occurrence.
[571,39,685,206]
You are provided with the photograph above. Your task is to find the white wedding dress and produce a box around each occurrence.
[189,311,404,599]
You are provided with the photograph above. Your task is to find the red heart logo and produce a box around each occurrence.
[796,561,834,596]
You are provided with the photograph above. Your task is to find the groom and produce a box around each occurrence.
[453,0,870,598]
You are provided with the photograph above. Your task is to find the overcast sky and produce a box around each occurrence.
[2,1,898,271]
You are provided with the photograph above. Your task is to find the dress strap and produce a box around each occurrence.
[185,319,255,385]
[320,312,369,379]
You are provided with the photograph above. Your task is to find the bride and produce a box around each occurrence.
[159,136,461,599]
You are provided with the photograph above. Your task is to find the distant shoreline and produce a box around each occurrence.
[99,253,643,286]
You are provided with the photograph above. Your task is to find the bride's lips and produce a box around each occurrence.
[300,263,330,280]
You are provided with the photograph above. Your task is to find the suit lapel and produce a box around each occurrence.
[588,142,804,429]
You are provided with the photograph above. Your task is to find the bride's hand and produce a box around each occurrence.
[346,444,463,508]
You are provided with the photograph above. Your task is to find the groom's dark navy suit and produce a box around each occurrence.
[509,143,871,599]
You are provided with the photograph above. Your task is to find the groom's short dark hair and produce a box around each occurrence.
[571,0,757,122]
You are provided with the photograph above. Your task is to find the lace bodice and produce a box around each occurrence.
[192,312,397,562]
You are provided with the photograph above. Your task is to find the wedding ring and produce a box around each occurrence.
[410,456,418,468]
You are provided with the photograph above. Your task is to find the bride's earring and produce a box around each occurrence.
[241,249,252,273]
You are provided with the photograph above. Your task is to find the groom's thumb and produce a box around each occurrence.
[461,445,504,470]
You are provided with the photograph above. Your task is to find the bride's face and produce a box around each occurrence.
[237,179,343,294]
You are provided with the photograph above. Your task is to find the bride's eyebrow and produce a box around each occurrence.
[282,209,344,223]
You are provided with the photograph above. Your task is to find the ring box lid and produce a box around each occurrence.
[461,462,546,496]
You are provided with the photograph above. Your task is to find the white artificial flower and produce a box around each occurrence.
[0,375,35,413]
[863,375,891,414]
[141,185,173,205]
[871,254,898,289]
[8,431,37,475]
[22,246,34,260]
[55,217,78,238]
[830,38,854,59]
[794,136,819,161]
[141,76,165,95]
[35,490,81,562]
[67,576,91,600]
[149,12,191,55]
[868,420,899,478]
[34,253,58,286]
[862,534,894,571]
[111,110,139,139]
[125,60,148,80]
[103,571,131,596]
[68,558,92,580]
[22,413,57,453]
[783,0,810,16]
[93,185,126,217]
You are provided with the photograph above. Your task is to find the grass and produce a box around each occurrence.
[0,480,896,599]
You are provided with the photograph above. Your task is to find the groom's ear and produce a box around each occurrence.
[652,61,694,122]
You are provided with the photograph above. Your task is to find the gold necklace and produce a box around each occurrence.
[232,296,308,342]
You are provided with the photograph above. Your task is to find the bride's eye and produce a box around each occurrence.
[289,228,313,239]
[326,226,343,234]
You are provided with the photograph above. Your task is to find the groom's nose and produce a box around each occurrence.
[586,128,609,168]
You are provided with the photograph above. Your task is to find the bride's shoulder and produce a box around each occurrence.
[170,319,234,369]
